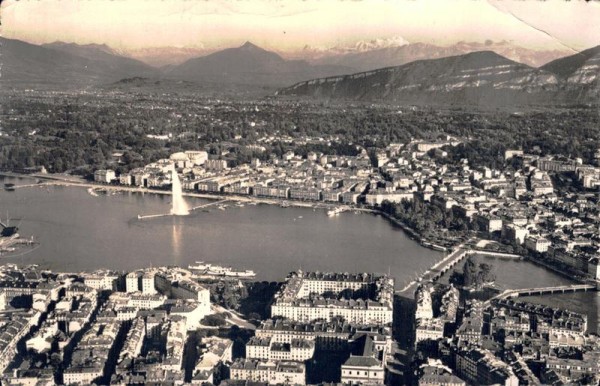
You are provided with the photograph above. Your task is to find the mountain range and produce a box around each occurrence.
[310,40,572,72]
[0,38,351,89]
[121,46,210,67]
[121,39,569,69]
[277,46,600,106]
[1,37,598,106]
[0,38,158,88]
[163,41,353,87]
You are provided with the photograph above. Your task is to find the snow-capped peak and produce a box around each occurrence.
[300,36,410,58]
[350,36,410,52]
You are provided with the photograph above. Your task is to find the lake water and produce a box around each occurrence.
[0,176,444,288]
[438,254,575,290]
[3,176,598,331]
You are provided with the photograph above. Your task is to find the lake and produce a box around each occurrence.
[4,175,599,331]
[0,176,443,288]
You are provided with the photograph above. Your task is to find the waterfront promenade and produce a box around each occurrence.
[1,172,345,210]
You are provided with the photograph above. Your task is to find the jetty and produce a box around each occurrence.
[190,199,229,212]
[137,198,230,220]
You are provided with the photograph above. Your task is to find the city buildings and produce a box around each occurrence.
[271,271,394,325]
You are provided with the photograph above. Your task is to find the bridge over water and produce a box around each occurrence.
[483,283,598,307]
[396,240,474,296]
[396,237,598,300]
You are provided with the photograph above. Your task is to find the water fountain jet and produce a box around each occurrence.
[170,168,189,216]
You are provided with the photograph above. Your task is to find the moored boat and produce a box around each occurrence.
[188,261,256,278]
[327,207,343,217]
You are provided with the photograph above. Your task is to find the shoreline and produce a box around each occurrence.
[0,171,344,210]
[1,172,588,293]
[377,211,451,252]
[0,171,449,288]
[0,171,455,254]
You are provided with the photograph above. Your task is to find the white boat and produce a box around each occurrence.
[188,261,211,270]
[207,266,256,278]
[188,261,256,278]
[327,207,343,217]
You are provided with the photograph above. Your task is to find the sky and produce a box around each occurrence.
[2,0,599,54]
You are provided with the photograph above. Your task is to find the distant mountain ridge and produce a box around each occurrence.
[122,39,569,69]
[541,45,600,80]
[1,37,158,87]
[1,38,353,88]
[42,41,121,57]
[305,40,572,70]
[278,48,600,106]
[122,46,210,67]
[2,37,598,106]
[164,41,354,86]
[298,36,410,58]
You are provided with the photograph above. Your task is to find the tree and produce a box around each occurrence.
[462,257,478,287]
[201,313,227,327]
[449,270,464,286]
[477,263,496,287]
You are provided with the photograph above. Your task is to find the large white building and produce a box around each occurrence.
[125,271,142,293]
[415,285,434,320]
[525,236,551,253]
[154,269,211,325]
[246,336,315,362]
[83,271,118,291]
[230,359,306,385]
[184,150,209,166]
[341,335,387,385]
[142,272,157,294]
[271,271,394,325]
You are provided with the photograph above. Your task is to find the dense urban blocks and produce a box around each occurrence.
[271,271,394,325]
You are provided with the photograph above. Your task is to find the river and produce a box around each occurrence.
[437,253,600,333]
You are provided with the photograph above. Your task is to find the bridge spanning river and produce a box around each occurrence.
[396,239,475,296]
[483,283,598,307]
[395,238,597,300]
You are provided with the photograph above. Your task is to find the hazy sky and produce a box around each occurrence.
[2,0,599,53]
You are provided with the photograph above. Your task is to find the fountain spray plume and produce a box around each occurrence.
[170,167,190,216]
